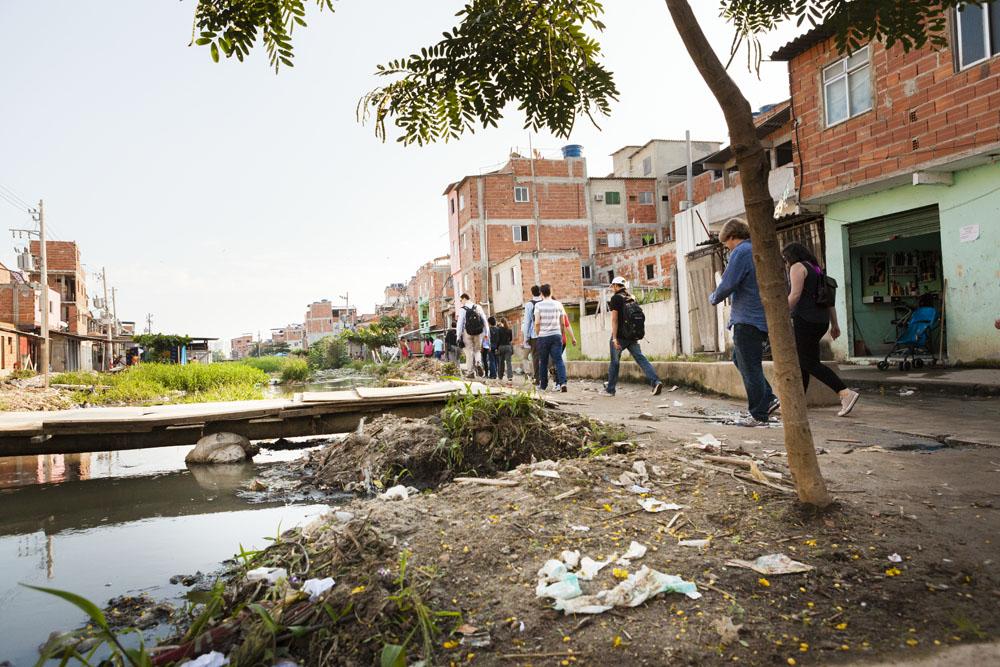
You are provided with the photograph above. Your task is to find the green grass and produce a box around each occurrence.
[241,356,287,373]
[65,363,268,406]
[279,358,310,383]
[241,356,314,382]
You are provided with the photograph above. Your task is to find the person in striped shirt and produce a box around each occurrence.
[532,284,569,392]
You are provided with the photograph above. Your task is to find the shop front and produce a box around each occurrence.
[823,161,1000,364]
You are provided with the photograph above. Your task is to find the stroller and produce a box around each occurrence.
[877,305,939,371]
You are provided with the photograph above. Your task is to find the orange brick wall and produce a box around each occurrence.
[594,243,677,289]
[789,25,1000,201]
[29,240,80,273]
[0,285,37,327]
[625,180,658,224]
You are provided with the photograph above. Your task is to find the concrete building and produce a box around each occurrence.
[304,300,357,346]
[271,324,305,350]
[379,283,407,317]
[773,10,1000,363]
[230,335,254,360]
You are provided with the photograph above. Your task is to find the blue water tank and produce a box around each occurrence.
[561,144,583,158]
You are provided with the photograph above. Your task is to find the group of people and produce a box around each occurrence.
[419,216,860,426]
[710,218,859,426]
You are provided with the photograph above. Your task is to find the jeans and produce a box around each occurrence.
[606,338,660,394]
[496,344,514,380]
[732,323,776,421]
[433,350,443,359]
[793,317,847,393]
[462,334,482,375]
[528,338,540,382]
[485,350,498,379]
[535,334,566,390]
[446,346,459,364]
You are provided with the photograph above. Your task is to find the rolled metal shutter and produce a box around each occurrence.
[848,205,940,248]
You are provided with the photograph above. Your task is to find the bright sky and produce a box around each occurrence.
[0,1,803,348]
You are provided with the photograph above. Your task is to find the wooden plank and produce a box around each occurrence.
[299,390,364,404]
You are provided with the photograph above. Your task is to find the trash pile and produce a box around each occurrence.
[535,543,701,615]
[0,380,77,411]
[304,392,631,492]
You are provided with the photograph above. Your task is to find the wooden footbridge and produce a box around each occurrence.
[0,381,487,457]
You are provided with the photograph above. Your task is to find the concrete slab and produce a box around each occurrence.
[838,364,1000,396]
[564,360,840,406]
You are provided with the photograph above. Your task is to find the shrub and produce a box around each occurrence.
[307,336,349,370]
[241,356,286,373]
[279,358,310,383]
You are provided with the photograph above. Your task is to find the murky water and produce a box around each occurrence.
[0,446,336,665]
[266,371,377,398]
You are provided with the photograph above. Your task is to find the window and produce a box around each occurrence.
[642,156,652,176]
[512,225,529,242]
[775,141,794,168]
[957,1,1000,69]
[449,198,455,214]
[581,265,592,280]
[494,273,501,291]
[510,267,516,285]
[638,191,653,205]
[641,233,656,246]
[823,46,872,126]
[514,185,529,203]
[645,263,655,280]
[461,232,468,249]
[459,194,466,210]
[607,232,624,248]
[608,270,615,283]
[605,191,621,205]
[710,169,723,181]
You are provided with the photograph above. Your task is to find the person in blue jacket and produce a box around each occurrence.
[709,219,780,426]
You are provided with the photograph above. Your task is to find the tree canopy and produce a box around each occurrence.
[192,0,969,144]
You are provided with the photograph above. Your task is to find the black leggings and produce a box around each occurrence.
[793,317,847,393]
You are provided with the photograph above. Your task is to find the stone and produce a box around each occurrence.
[185,432,255,464]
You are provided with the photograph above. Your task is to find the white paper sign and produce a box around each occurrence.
[959,224,980,243]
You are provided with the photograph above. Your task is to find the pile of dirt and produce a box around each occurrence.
[0,384,76,411]
[376,357,460,384]
[305,393,631,492]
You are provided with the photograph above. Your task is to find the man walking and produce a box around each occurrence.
[432,335,445,359]
[709,219,779,426]
[521,285,543,384]
[533,284,569,392]
[456,294,488,378]
[444,327,459,364]
[604,277,663,397]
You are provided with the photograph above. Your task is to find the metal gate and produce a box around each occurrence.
[848,205,940,247]
[686,245,725,353]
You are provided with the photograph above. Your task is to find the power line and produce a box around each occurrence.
[0,183,31,210]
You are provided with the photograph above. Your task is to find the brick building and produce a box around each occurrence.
[29,240,90,334]
[773,6,1000,362]
[230,334,254,360]
[304,300,357,346]
[404,256,452,333]
[271,324,305,351]
[379,283,407,317]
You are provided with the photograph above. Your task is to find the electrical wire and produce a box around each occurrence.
[0,183,32,209]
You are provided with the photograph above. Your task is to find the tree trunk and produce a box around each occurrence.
[663,0,831,507]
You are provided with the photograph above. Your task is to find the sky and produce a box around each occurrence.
[0,1,804,349]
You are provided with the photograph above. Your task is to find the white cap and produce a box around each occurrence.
[611,276,627,287]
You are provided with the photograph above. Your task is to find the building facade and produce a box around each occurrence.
[774,6,1000,363]
[230,335,254,360]
[29,240,90,334]
[304,300,357,346]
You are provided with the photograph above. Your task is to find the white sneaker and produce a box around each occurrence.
[837,390,860,417]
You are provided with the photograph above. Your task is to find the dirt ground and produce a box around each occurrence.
[133,376,999,667]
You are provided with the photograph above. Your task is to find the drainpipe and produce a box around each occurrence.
[685,130,693,210]
[529,134,541,283]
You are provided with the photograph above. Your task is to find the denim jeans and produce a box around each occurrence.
[496,344,514,380]
[732,323,776,421]
[606,338,660,395]
[535,334,566,390]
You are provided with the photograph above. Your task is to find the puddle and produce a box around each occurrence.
[0,444,344,665]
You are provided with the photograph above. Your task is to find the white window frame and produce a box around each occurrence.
[607,232,624,248]
[512,225,529,242]
[822,45,873,128]
[514,185,529,203]
[459,194,466,210]
[638,191,654,205]
[581,265,592,280]
[956,1,1000,69]
[461,232,468,250]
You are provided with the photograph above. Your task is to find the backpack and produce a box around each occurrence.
[618,296,646,341]
[811,263,838,308]
[463,306,484,335]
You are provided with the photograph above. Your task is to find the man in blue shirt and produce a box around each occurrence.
[522,285,543,385]
[710,219,779,426]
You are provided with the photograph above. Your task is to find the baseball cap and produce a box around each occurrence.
[611,276,627,286]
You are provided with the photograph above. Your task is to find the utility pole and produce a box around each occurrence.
[145,313,153,334]
[11,201,49,386]
[111,287,118,333]
[339,292,351,328]
[528,133,542,285]
[102,267,112,370]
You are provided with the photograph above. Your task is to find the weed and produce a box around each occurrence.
[279,358,310,383]
[8,369,37,380]
[62,364,268,407]
[383,550,461,664]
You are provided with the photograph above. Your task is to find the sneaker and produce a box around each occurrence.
[837,389,860,417]
[735,415,769,427]
[602,383,616,397]
[768,397,781,416]
[652,381,664,396]
[560,384,568,393]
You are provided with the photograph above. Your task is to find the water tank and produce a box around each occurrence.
[561,144,583,158]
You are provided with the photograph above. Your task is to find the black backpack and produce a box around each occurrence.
[619,296,646,341]
[812,263,838,308]
[463,306,484,335]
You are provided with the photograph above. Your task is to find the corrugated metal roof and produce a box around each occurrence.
[770,24,834,61]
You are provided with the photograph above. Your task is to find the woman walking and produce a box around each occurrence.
[783,242,859,417]
[494,318,515,383]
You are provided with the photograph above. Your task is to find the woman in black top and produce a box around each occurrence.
[494,318,515,383]
[783,243,859,417]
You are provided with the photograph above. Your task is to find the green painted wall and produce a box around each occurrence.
[823,161,1000,362]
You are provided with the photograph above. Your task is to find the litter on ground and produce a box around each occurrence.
[301,577,335,601]
[245,567,287,584]
[725,553,814,575]
[639,498,685,513]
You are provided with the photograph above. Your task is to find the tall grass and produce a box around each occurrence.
[241,356,286,373]
[279,358,310,383]
[65,363,268,406]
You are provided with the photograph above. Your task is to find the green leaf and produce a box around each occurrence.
[210,42,220,63]
[22,584,110,632]
[380,643,407,667]
[249,603,280,633]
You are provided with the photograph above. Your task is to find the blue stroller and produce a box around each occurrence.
[876,306,939,371]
